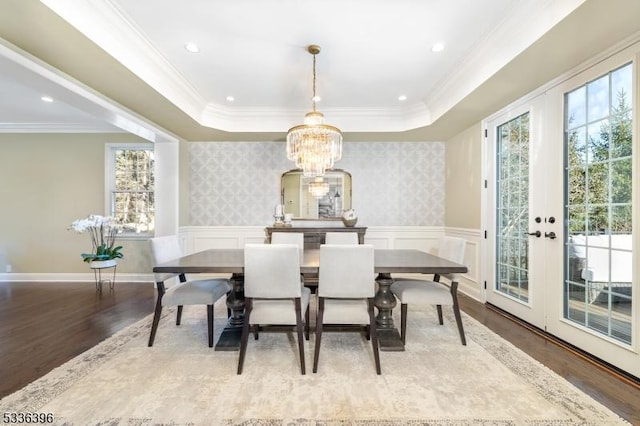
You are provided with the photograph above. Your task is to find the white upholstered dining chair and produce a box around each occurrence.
[313,244,381,374]
[324,232,359,245]
[270,232,304,260]
[148,236,230,348]
[271,231,307,289]
[238,243,311,374]
[390,236,467,346]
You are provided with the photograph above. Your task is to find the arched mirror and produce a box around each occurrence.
[281,169,352,219]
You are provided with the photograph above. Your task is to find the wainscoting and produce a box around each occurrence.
[0,226,481,302]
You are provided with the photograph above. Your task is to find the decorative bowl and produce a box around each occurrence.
[342,217,358,227]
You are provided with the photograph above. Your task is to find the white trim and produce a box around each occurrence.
[0,123,123,133]
[201,103,433,133]
[427,0,586,124]
[105,143,155,237]
[446,227,483,302]
[177,225,446,252]
[0,272,153,283]
[480,123,490,305]
[0,37,179,143]
[483,31,640,124]
[40,0,208,123]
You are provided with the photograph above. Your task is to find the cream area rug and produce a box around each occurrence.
[0,298,629,425]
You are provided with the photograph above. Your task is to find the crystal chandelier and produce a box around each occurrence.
[286,45,343,178]
[308,177,330,198]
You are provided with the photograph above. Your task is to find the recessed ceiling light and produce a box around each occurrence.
[41,96,53,103]
[184,42,200,53]
[398,95,407,101]
[431,42,445,53]
[226,96,235,102]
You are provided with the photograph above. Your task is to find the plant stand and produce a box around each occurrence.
[89,259,117,292]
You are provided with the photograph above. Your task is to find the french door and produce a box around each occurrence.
[483,48,638,377]
[485,95,555,328]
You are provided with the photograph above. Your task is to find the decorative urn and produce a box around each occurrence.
[342,208,358,227]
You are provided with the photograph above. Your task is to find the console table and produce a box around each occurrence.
[265,225,367,248]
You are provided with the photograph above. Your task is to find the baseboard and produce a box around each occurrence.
[0,272,154,283]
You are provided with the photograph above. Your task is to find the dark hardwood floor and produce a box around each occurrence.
[0,282,155,399]
[0,282,638,424]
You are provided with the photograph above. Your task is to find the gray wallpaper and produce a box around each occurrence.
[189,141,444,226]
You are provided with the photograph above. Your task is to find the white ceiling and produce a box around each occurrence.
[0,49,121,133]
[71,0,538,132]
[0,0,588,139]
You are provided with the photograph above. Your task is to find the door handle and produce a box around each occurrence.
[545,232,557,239]
[525,231,541,238]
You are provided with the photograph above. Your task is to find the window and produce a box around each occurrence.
[106,144,155,235]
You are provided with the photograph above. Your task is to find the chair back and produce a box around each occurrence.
[438,237,466,281]
[318,244,375,298]
[271,232,304,260]
[325,232,359,245]
[244,244,302,298]
[149,235,182,282]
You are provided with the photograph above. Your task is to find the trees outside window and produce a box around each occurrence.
[564,62,633,345]
[107,144,155,235]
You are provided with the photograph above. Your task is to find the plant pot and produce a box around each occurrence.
[90,259,118,269]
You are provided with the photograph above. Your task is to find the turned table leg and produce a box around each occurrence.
[374,273,404,351]
[215,273,245,351]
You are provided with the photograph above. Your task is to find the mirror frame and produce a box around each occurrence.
[281,168,352,220]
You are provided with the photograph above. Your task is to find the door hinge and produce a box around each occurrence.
[484,281,487,290]
[484,129,488,138]
[484,179,488,188]
[484,230,487,239]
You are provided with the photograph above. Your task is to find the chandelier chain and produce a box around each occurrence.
[285,44,342,178]
[312,53,317,112]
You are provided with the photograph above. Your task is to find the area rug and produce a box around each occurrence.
[0,298,629,425]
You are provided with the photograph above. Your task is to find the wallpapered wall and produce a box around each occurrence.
[189,141,445,226]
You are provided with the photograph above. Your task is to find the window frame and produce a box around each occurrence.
[105,143,155,239]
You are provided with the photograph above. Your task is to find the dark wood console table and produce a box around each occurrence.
[265,225,367,248]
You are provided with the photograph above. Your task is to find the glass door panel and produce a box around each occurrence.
[496,113,530,302]
[563,63,633,346]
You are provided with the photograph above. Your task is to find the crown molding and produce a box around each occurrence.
[0,36,179,143]
[0,123,124,133]
[41,0,208,122]
[425,0,586,123]
[201,102,432,132]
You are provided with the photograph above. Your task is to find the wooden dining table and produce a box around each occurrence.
[153,248,468,352]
